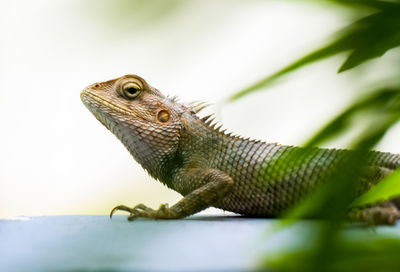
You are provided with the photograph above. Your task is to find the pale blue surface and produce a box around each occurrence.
[1,215,399,271]
[0,215,272,271]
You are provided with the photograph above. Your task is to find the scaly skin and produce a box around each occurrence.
[81,74,400,224]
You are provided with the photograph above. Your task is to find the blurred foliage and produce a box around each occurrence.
[83,0,186,30]
[224,0,400,271]
[229,0,400,213]
[304,88,400,148]
[353,168,400,207]
[263,233,400,272]
[230,0,400,101]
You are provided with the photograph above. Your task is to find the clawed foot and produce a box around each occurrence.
[367,207,400,226]
[110,203,179,220]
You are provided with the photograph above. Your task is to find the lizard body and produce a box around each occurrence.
[81,74,400,224]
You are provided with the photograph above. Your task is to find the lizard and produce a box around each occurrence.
[80,74,400,225]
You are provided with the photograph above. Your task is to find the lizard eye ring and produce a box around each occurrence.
[116,75,148,100]
[120,81,142,99]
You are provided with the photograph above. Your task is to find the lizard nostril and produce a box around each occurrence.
[94,84,100,88]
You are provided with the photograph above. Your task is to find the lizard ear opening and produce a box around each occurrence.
[157,110,170,123]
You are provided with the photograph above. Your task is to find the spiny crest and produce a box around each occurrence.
[203,118,266,145]
[187,101,210,114]
[205,117,216,126]
[201,114,214,122]
[186,100,265,144]
[200,112,238,138]
[168,95,179,103]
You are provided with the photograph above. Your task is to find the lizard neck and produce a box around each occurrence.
[106,116,180,182]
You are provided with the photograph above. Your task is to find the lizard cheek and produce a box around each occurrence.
[157,109,170,123]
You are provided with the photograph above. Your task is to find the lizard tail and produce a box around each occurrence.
[368,150,400,170]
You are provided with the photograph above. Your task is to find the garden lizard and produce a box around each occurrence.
[81,74,400,224]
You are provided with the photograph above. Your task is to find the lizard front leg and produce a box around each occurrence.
[110,168,234,220]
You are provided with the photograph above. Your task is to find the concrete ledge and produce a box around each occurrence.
[1,215,399,271]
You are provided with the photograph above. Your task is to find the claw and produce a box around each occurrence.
[110,205,133,218]
[109,203,176,220]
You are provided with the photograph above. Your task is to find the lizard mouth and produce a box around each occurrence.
[80,89,134,116]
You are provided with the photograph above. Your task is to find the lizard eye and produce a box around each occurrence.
[121,82,141,99]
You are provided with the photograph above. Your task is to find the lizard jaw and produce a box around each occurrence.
[80,89,134,117]
[80,89,136,139]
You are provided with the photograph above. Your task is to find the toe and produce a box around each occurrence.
[110,205,133,218]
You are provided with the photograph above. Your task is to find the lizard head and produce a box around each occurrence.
[81,74,184,179]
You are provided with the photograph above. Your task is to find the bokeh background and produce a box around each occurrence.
[2,0,400,217]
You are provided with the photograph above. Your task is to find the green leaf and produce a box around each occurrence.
[329,0,400,10]
[228,42,346,101]
[338,11,400,72]
[305,88,400,147]
[352,169,400,207]
[228,2,400,101]
[262,234,400,272]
